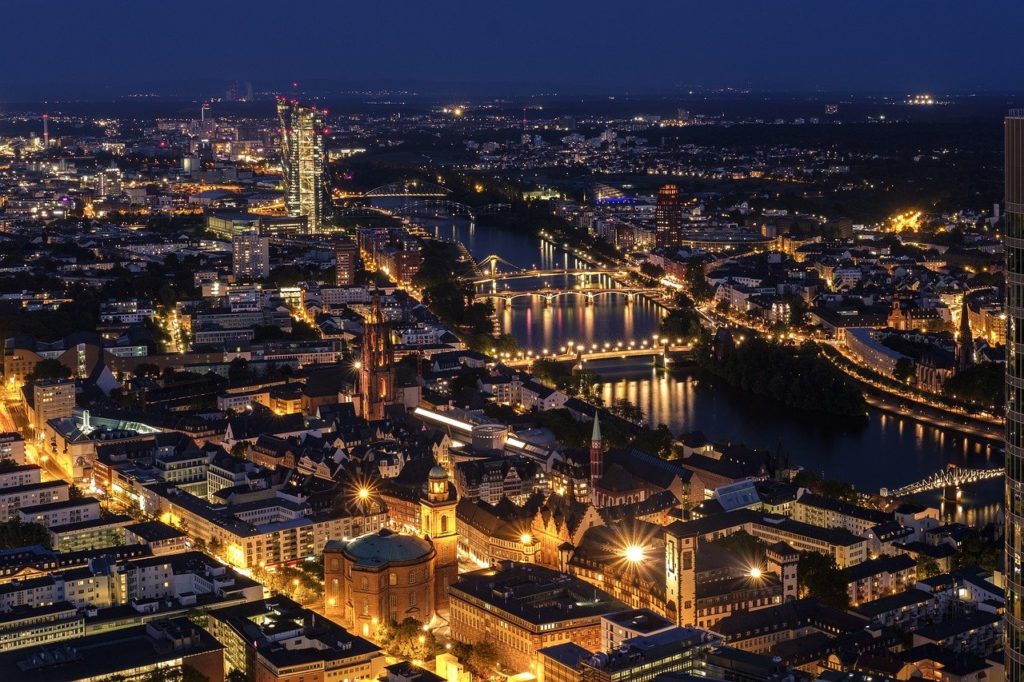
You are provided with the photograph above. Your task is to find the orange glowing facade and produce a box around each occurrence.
[359,290,394,421]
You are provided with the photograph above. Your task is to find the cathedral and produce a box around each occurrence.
[359,288,395,421]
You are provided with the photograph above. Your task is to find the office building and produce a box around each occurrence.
[655,184,683,249]
[335,238,359,285]
[232,232,270,281]
[31,379,75,435]
[0,619,225,682]
[449,562,627,672]
[209,597,384,682]
[1005,109,1024,679]
[0,433,25,464]
[277,98,330,231]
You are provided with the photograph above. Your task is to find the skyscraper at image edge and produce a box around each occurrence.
[277,98,330,231]
[1005,110,1024,677]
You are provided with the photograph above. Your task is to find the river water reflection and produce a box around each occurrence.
[423,216,1003,524]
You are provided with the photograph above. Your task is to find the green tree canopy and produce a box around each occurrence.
[26,358,71,384]
[798,551,848,609]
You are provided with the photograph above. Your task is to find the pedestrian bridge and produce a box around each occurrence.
[881,465,1004,498]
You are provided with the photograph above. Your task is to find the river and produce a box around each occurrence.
[419,215,1003,525]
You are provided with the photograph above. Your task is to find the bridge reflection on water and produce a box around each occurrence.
[407,211,1005,528]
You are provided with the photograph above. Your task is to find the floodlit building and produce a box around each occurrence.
[277,98,330,231]
[449,561,627,672]
[324,466,458,636]
[31,379,75,435]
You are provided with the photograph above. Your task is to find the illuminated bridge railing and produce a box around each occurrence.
[882,466,1005,498]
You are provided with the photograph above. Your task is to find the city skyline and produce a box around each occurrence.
[0,7,1017,681]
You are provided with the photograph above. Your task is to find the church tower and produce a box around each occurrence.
[956,294,974,372]
[589,413,603,506]
[360,288,394,421]
[421,465,458,610]
[664,522,696,627]
[766,542,800,602]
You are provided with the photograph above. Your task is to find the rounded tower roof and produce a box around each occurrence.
[343,528,434,568]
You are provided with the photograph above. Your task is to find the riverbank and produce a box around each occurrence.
[862,390,1003,442]
[821,343,1004,432]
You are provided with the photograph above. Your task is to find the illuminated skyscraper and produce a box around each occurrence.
[655,184,683,249]
[277,98,330,231]
[1006,110,1024,678]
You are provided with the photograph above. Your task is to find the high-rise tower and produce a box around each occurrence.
[277,98,330,231]
[1005,110,1024,678]
[655,184,683,249]
[359,289,394,421]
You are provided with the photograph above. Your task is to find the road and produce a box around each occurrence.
[692,299,1003,434]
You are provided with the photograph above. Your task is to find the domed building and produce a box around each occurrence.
[324,528,437,635]
[324,465,458,636]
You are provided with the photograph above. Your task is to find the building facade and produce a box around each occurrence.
[335,239,358,286]
[323,529,438,638]
[324,468,457,636]
[232,232,270,281]
[277,99,330,231]
[1005,110,1024,678]
[655,184,683,249]
[359,290,394,421]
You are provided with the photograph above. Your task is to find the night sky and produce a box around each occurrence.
[4,1,1024,98]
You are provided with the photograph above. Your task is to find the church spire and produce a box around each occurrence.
[590,413,603,506]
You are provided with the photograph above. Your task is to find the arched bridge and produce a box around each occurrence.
[475,287,661,305]
[364,179,451,198]
[335,205,395,218]
[393,199,476,220]
[881,465,1004,498]
[478,203,512,215]
[471,268,623,285]
[473,254,524,277]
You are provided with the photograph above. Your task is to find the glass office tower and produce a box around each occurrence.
[1006,110,1024,678]
[277,98,330,231]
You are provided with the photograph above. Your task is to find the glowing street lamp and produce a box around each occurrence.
[624,544,645,563]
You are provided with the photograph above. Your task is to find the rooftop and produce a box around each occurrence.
[450,561,628,627]
[329,528,434,568]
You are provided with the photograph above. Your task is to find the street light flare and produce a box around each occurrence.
[624,544,644,563]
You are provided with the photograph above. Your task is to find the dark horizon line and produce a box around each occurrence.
[3,78,1024,106]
